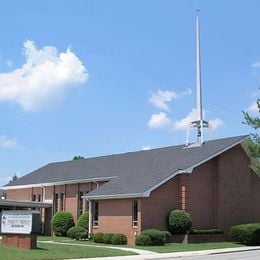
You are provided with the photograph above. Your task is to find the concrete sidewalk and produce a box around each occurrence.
[39,240,159,256]
[67,245,260,260]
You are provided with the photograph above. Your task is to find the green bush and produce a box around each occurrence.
[230,223,260,246]
[93,232,104,243]
[135,234,152,246]
[111,234,127,245]
[168,209,192,234]
[189,228,223,235]
[77,212,89,231]
[67,226,88,240]
[51,211,75,237]
[141,229,169,246]
[103,233,114,244]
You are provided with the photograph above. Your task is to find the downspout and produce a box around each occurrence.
[41,185,46,235]
[88,199,92,238]
[88,179,98,238]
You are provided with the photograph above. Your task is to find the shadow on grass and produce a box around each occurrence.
[35,247,49,251]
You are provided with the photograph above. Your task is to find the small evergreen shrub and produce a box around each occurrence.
[111,234,127,245]
[230,223,260,246]
[141,229,169,246]
[168,209,192,234]
[103,233,114,244]
[188,228,223,235]
[77,212,89,231]
[93,232,104,243]
[135,234,152,246]
[67,226,88,240]
[51,211,75,237]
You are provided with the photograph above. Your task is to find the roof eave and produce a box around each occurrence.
[3,176,117,190]
[84,192,147,200]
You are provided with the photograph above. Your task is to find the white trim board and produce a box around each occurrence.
[3,176,117,190]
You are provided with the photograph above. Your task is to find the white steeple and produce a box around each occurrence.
[186,8,209,146]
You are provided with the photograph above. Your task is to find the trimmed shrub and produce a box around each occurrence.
[93,232,104,243]
[103,233,114,244]
[141,229,169,246]
[168,209,192,234]
[77,212,89,231]
[51,211,75,237]
[67,226,88,240]
[230,223,260,246]
[111,234,127,245]
[135,234,152,246]
[188,229,223,235]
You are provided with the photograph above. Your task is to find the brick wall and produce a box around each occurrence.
[216,144,254,232]
[7,188,33,201]
[252,172,260,222]
[92,198,140,244]
[188,159,217,228]
[141,178,179,231]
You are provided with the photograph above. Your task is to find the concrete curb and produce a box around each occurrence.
[67,245,260,260]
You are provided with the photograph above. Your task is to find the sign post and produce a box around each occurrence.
[0,211,40,249]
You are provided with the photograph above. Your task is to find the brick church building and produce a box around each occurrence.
[3,135,260,244]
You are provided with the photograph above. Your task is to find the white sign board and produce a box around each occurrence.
[1,211,33,234]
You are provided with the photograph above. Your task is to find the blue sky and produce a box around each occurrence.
[0,0,259,186]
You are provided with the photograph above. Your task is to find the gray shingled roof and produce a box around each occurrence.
[5,135,248,198]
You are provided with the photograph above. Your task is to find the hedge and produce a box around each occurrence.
[103,233,114,244]
[93,232,104,243]
[168,209,192,234]
[188,228,223,235]
[230,223,260,246]
[135,234,152,246]
[111,234,127,245]
[67,226,88,240]
[51,211,75,237]
[77,212,89,231]
[141,229,170,246]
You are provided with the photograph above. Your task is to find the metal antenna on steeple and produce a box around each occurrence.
[186,8,209,146]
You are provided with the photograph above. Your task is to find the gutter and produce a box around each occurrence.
[3,176,117,190]
[84,192,146,201]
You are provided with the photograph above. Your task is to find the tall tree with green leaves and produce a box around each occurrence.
[243,98,260,174]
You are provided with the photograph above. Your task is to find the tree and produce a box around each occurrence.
[9,174,19,183]
[73,155,85,160]
[243,98,260,174]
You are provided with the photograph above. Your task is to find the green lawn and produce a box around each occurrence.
[38,236,243,253]
[136,242,243,253]
[0,241,136,260]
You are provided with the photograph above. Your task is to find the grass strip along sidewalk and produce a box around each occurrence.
[0,241,136,260]
[0,236,244,260]
[38,236,243,253]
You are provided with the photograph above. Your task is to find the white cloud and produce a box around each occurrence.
[142,145,152,150]
[149,88,192,111]
[0,40,87,111]
[0,135,17,148]
[148,112,171,128]
[173,108,224,131]
[209,118,224,131]
[247,101,258,113]
[173,108,198,130]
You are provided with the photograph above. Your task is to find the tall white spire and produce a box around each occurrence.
[196,8,202,122]
[186,8,209,146]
